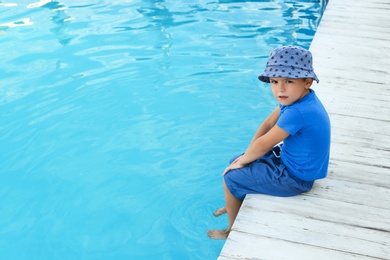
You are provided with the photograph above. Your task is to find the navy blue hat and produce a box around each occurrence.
[258,46,319,83]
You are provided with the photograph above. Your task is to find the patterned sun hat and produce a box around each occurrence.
[258,46,319,83]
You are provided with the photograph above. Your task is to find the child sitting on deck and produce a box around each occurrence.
[208,45,331,240]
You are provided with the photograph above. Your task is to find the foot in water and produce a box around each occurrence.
[213,207,227,217]
[208,207,229,239]
[207,229,229,240]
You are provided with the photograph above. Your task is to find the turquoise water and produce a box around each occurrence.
[0,0,326,259]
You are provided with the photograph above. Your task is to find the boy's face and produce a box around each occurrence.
[269,77,313,106]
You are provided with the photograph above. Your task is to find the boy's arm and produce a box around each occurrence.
[223,106,289,174]
[248,106,281,147]
[240,125,289,165]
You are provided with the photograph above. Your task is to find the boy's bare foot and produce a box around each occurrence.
[207,229,229,240]
[213,207,227,217]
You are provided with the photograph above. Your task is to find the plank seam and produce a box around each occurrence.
[231,229,388,260]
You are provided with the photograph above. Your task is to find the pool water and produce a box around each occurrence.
[0,0,326,259]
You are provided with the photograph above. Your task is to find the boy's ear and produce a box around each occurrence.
[305,78,314,89]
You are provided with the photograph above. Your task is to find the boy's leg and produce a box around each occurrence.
[224,180,243,232]
[208,181,243,239]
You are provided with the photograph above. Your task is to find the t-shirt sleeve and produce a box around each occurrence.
[277,107,304,135]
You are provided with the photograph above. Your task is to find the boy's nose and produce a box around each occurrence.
[277,84,286,91]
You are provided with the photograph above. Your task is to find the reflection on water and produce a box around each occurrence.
[0,1,327,259]
[27,0,64,9]
[0,17,33,28]
[0,0,72,44]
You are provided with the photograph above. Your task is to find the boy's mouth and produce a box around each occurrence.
[279,95,288,100]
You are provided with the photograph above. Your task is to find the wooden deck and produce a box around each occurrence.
[218,0,390,259]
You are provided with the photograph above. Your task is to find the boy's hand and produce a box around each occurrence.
[223,157,247,175]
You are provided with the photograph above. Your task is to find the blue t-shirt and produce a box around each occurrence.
[277,89,330,181]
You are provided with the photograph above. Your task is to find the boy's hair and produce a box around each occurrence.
[258,46,319,83]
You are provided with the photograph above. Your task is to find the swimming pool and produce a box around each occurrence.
[0,0,326,259]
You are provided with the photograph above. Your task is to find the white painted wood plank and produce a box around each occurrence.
[313,72,390,90]
[318,19,390,34]
[335,0,390,8]
[329,159,390,181]
[329,142,390,169]
[327,114,390,135]
[314,84,390,122]
[313,48,390,64]
[325,103,390,121]
[326,4,390,14]
[244,194,390,233]
[319,90,390,105]
[316,62,390,79]
[316,24,390,40]
[322,10,390,26]
[317,80,390,93]
[330,134,390,154]
[315,67,390,83]
[219,232,378,260]
[330,138,390,152]
[226,195,390,259]
[307,179,390,210]
[318,116,389,136]
[331,126,390,146]
[315,58,390,73]
[318,4,390,28]
[315,87,390,106]
[330,139,390,156]
[328,0,390,9]
[327,160,390,187]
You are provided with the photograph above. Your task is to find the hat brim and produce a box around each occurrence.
[258,65,319,83]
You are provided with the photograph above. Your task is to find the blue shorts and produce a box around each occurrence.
[224,147,314,200]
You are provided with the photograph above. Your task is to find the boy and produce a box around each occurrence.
[208,45,331,240]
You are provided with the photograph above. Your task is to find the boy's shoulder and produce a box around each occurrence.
[280,90,326,119]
